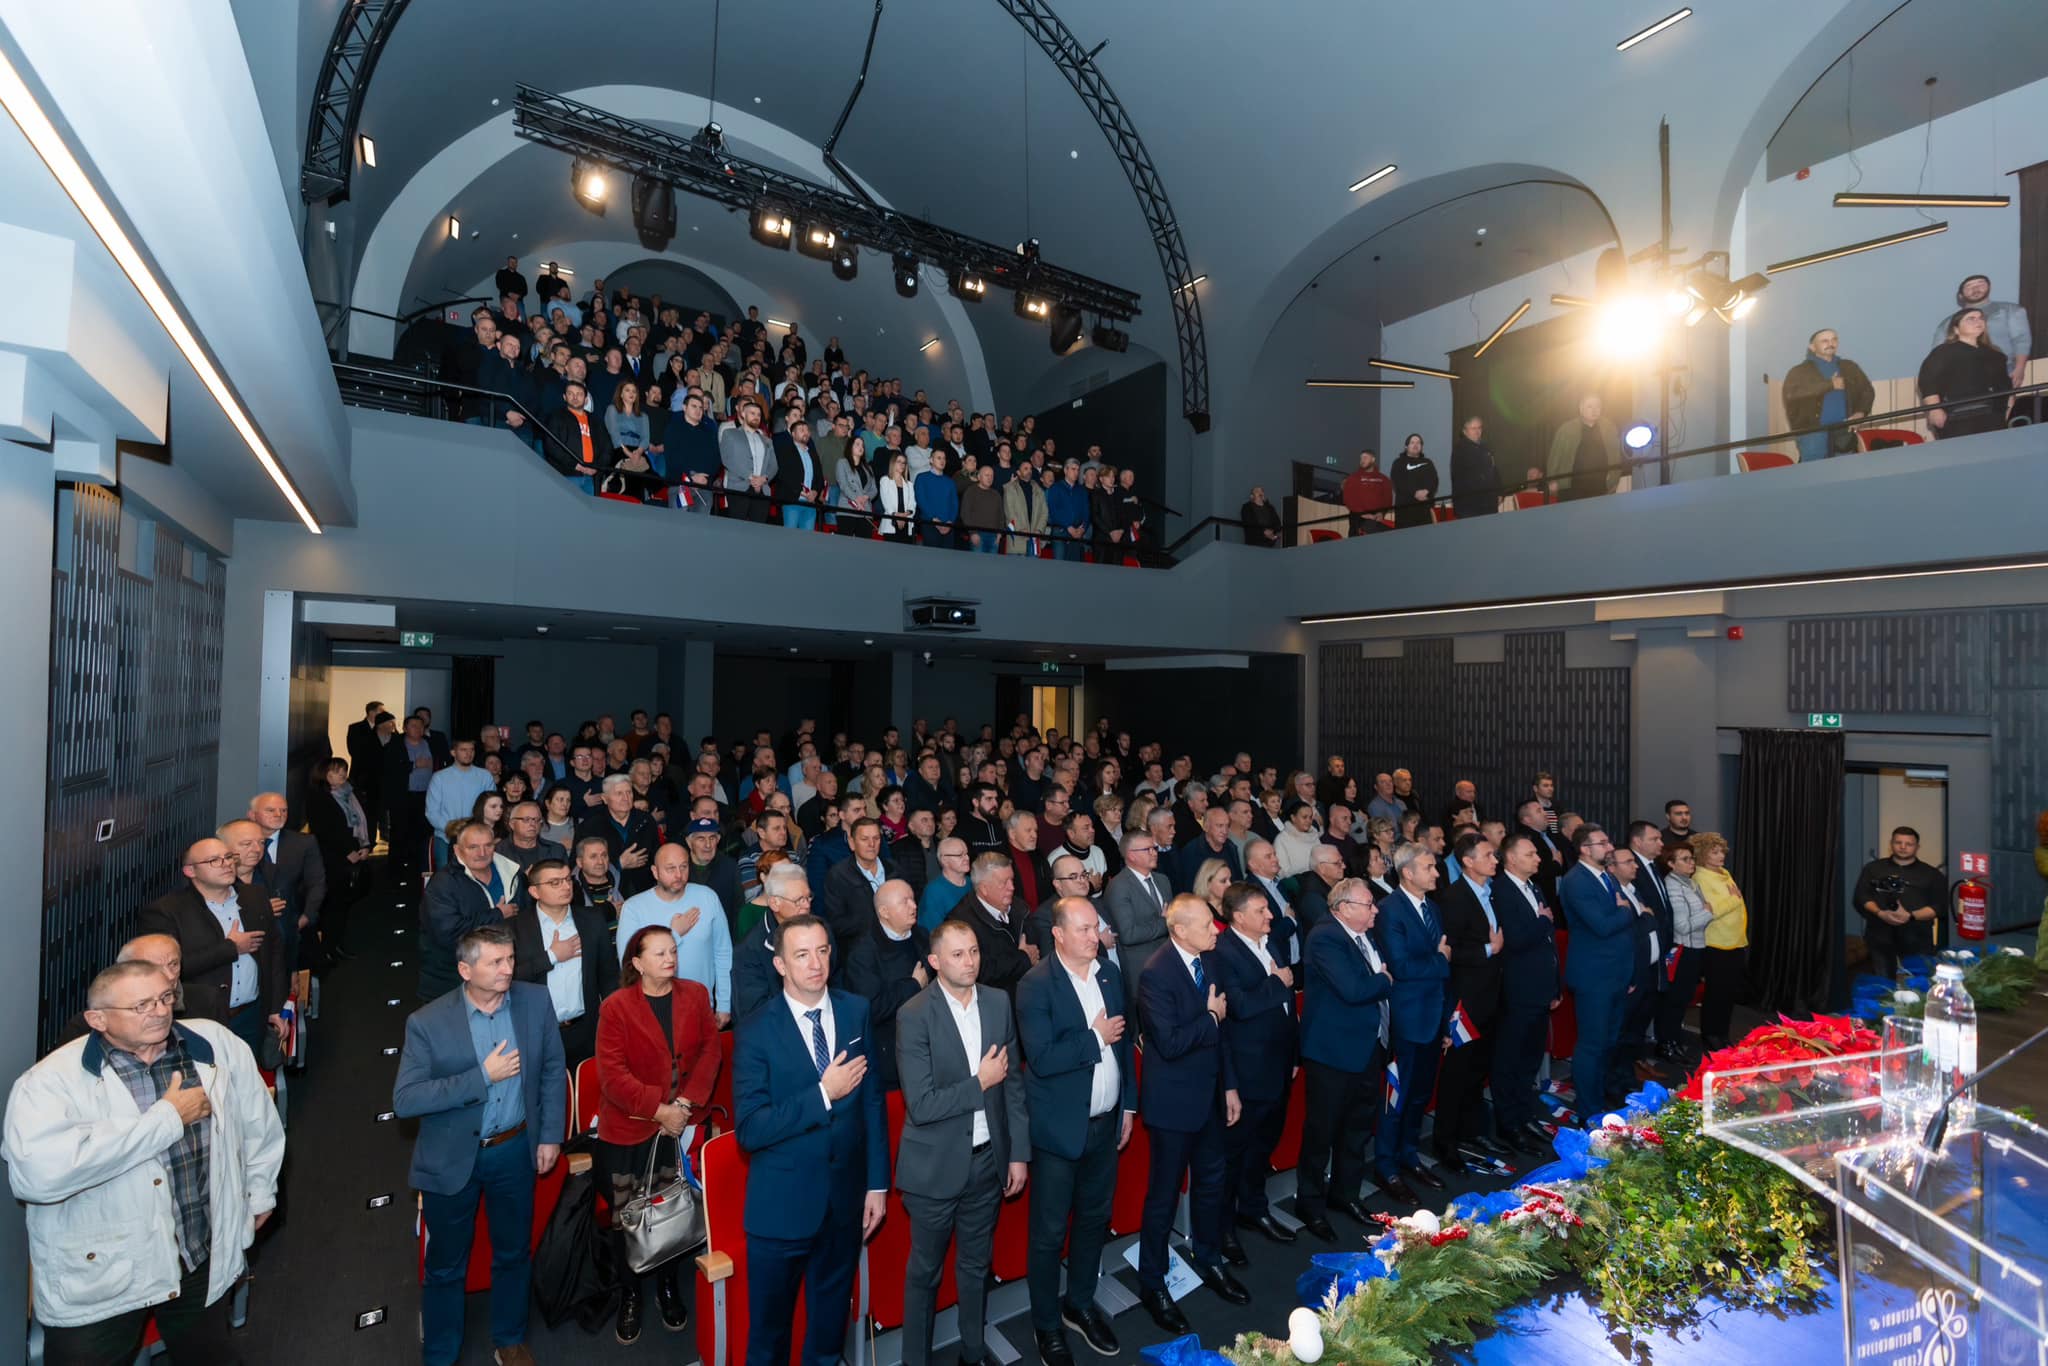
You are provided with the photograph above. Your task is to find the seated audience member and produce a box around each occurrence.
[1546,392,1620,501]
[1272,800,1324,879]
[1240,484,1282,546]
[510,856,617,1068]
[1782,329,1874,460]
[1919,306,2013,440]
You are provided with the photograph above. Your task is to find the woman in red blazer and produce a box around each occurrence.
[596,925,722,1344]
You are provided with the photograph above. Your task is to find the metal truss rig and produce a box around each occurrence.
[300,0,411,204]
[993,0,1208,428]
[513,86,1142,323]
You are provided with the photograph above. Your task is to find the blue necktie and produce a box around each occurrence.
[1191,955,1205,992]
[1601,873,1620,899]
[806,1008,829,1076]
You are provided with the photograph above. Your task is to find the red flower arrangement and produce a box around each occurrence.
[1677,1015,1881,1102]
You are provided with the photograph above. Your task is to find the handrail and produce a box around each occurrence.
[316,296,495,328]
[330,360,1174,563]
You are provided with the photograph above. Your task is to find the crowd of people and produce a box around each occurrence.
[438,261,1164,563]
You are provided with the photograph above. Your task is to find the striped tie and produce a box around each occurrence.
[806,1008,830,1076]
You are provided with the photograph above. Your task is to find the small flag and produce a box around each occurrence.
[1384,1060,1403,1111]
[277,997,299,1060]
[1448,1003,1480,1047]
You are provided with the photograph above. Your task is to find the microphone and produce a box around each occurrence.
[1918,1019,2048,1155]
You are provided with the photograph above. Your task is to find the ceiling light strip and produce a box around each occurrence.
[1767,222,1948,273]
[0,46,320,534]
[919,338,938,353]
[1473,298,1531,358]
[1832,192,2008,209]
[1549,293,1593,308]
[1175,274,1207,294]
[1300,556,2048,626]
[1368,357,1459,381]
[1348,165,1397,193]
[1616,7,1692,51]
[1304,379,1414,390]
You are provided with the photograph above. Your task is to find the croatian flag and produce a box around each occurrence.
[1448,1003,1480,1048]
[1384,1060,1402,1111]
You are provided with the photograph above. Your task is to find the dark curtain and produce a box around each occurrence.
[2019,162,2048,421]
[1732,728,1844,1015]
[450,655,496,747]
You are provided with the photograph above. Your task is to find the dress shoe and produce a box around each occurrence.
[1240,1212,1296,1243]
[1472,1134,1513,1160]
[1378,1175,1421,1207]
[1505,1126,1548,1156]
[615,1281,644,1344]
[1195,1262,1251,1305]
[1299,1213,1338,1242]
[1633,1058,1662,1082]
[1060,1302,1120,1357]
[494,1349,537,1366]
[1035,1328,1077,1366]
[1219,1234,1249,1267]
[1405,1162,1446,1191]
[655,1263,688,1330]
[1333,1198,1376,1226]
[1456,1141,1508,1172]
[1139,1287,1190,1335]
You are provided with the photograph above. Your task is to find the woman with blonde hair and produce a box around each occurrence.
[1688,832,1748,1050]
[1195,857,1234,928]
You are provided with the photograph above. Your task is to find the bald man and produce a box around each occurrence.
[249,790,325,971]
[57,935,187,1045]
[134,838,287,1054]
[839,879,932,1091]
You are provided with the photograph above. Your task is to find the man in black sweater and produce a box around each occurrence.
[836,879,930,1091]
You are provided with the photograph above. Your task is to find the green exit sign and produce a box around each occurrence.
[400,631,435,648]
[1040,661,1061,674]
[1807,712,1842,730]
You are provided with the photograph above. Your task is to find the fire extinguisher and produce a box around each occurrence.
[1953,876,1990,942]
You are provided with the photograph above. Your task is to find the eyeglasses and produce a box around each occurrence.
[531,875,573,888]
[191,855,237,867]
[1054,872,1089,883]
[102,989,178,1016]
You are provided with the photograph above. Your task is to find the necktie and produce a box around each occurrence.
[1602,873,1621,899]
[1191,955,1205,992]
[1356,935,1391,1045]
[1147,877,1163,909]
[806,1008,830,1076]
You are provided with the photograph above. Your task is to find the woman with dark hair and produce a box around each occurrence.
[469,790,509,841]
[595,925,722,1343]
[875,784,910,841]
[499,771,531,807]
[1919,307,2012,440]
[1389,432,1440,529]
[541,784,578,849]
[833,432,878,537]
[306,755,371,957]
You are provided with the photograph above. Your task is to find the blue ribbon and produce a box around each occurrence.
[1295,1251,1398,1306]
[1448,1190,1525,1226]
[1520,1123,1609,1187]
[1139,1335,1235,1366]
[1622,1081,1670,1117]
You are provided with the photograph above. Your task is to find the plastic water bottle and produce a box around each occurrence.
[1923,964,1978,1135]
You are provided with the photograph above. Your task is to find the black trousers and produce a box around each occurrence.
[902,1144,1004,1366]
[1139,1115,1225,1287]
[1490,1003,1549,1130]
[1862,919,1936,982]
[41,1258,239,1366]
[598,1134,685,1291]
[1294,1050,1383,1216]
[723,487,774,523]
[1620,962,1658,1057]
[393,792,430,885]
[1432,1031,1496,1152]
[1221,1090,1287,1221]
[1027,1112,1120,1331]
[559,1013,597,1073]
[1654,946,1706,1047]
[1700,946,1747,1045]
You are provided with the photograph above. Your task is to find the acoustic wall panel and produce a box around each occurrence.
[40,485,225,1052]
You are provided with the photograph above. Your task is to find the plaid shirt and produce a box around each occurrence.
[104,1033,212,1271]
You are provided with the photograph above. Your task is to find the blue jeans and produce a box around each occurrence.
[784,504,818,532]
[969,531,1001,553]
[1055,533,1087,562]
[421,1135,535,1365]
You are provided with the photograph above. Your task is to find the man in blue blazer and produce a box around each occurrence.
[1557,824,1639,1115]
[1294,877,1394,1241]
[732,914,889,1366]
[393,924,567,1366]
[1135,896,1249,1334]
[1491,833,1561,1153]
[1016,898,1135,1365]
[1374,843,1451,1207]
[1211,883,1299,1256]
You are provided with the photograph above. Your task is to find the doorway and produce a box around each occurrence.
[1841,762,1948,951]
[328,665,410,766]
[1028,685,1074,742]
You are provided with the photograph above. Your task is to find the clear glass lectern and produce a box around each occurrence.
[1700,1045,2048,1366]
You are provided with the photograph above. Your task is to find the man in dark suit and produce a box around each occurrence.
[895,919,1031,1366]
[1626,822,1682,1062]
[837,879,929,1090]
[345,701,386,833]
[576,775,660,898]
[508,857,618,1068]
[1175,806,1243,892]
[1135,895,1249,1332]
[383,713,440,887]
[249,791,326,971]
[1211,882,1299,1258]
[1515,799,1568,904]
[1015,899,1134,1366]
[1491,833,1561,1153]
[770,416,825,531]
[1433,833,1510,1169]
[1374,843,1452,1207]
[732,863,834,1022]
[732,915,889,1366]
[134,837,287,1054]
[1293,843,1345,931]
[819,817,896,945]
[1293,877,1393,1241]
[953,852,1039,996]
[393,924,566,1366]
[419,820,515,1000]
[1557,824,1638,1115]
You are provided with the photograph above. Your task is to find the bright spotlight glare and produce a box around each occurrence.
[582,171,607,202]
[1662,287,1693,317]
[1728,293,1759,321]
[1623,423,1657,451]
[1592,294,1664,361]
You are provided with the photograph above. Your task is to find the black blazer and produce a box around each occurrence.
[1015,954,1136,1160]
[731,916,837,1024]
[542,407,614,476]
[1437,878,1505,1026]
[260,828,326,930]
[1208,928,1297,1104]
[510,902,619,1015]
[952,895,1036,996]
[134,883,286,1025]
[1137,944,1236,1134]
[1518,822,1567,903]
[819,855,896,946]
[770,433,823,500]
[345,722,383,798]
[1492,875,1560,1012]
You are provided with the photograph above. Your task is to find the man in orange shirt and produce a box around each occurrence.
[543,379,608,490]
[1340,449,1392,535]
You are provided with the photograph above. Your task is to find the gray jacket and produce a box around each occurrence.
[1663,870,1712,950]
[718,423,777,492]
[1101,866,1172,974]
[894,981,1030,1199]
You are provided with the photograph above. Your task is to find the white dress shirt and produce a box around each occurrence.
[1062,957,1124,1116]
[203,888,259,1010]
[1231,927,1289,1012]
[534,904,586,1023]
[941,986,991,1145]
[1620,882,1660,961]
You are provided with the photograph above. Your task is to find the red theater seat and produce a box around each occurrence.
[867,1090,957,1330]
[418,1083,574,1293]
[695,1132,810,1366]
[1736,450,1794,473]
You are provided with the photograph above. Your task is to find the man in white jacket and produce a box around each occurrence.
[4,960,285,1363]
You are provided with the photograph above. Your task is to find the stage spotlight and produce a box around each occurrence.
[1662,286,1694,317]
[1623,422,1657,451]
[1014,292,1051,322]
[750,204,794,248]
[893,252,920,297]
[1049,305,1084,354]
[1591,293,1664,362]
[1682,268,1741,312]
[832,246,859,281]
[630,175,675,251]
[1090,321,1129,353]
[572,158,608,214]
[948,267,987,302]
[695,121,725,151]
[1017,237,1041,263]
[797,220,840,260]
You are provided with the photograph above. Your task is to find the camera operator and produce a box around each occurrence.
[1851,826,1947,980]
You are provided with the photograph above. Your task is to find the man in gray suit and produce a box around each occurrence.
[718,392,778,523]
[1101,829,1172,981]
[895,918,1031,1366]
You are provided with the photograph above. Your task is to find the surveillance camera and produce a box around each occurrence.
[920,651,933,667]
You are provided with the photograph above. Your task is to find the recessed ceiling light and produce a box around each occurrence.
[1348,164,1396,193]
[1069,149,1078,159]
[788,646,800,653]
[754,96,762,104]
[1616,7,1692,51]
[491,98,500,107]
[614,625,640,631]
[919,338,938,353]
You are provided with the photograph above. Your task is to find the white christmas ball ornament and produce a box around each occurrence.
[1286,1308,1324,1363]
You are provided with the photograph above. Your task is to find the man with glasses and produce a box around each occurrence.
[1293,877,1394,1241]
[917,837,974,930]
[509,858,617,1067]
[733,864,832,1021]
[136,838,288,1054]
[5,958,285,1365]
[1103,830,1173,981]
[1025,855,1098,961]
[496,801,566,874]
[1557,824,1639,1113]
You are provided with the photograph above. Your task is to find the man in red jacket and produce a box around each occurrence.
[1341,450,1392,535]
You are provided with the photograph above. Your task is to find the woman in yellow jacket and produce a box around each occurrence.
[1688,832,1748,1051]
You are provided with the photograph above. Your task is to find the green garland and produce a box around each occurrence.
[1888,952,2041,1017]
